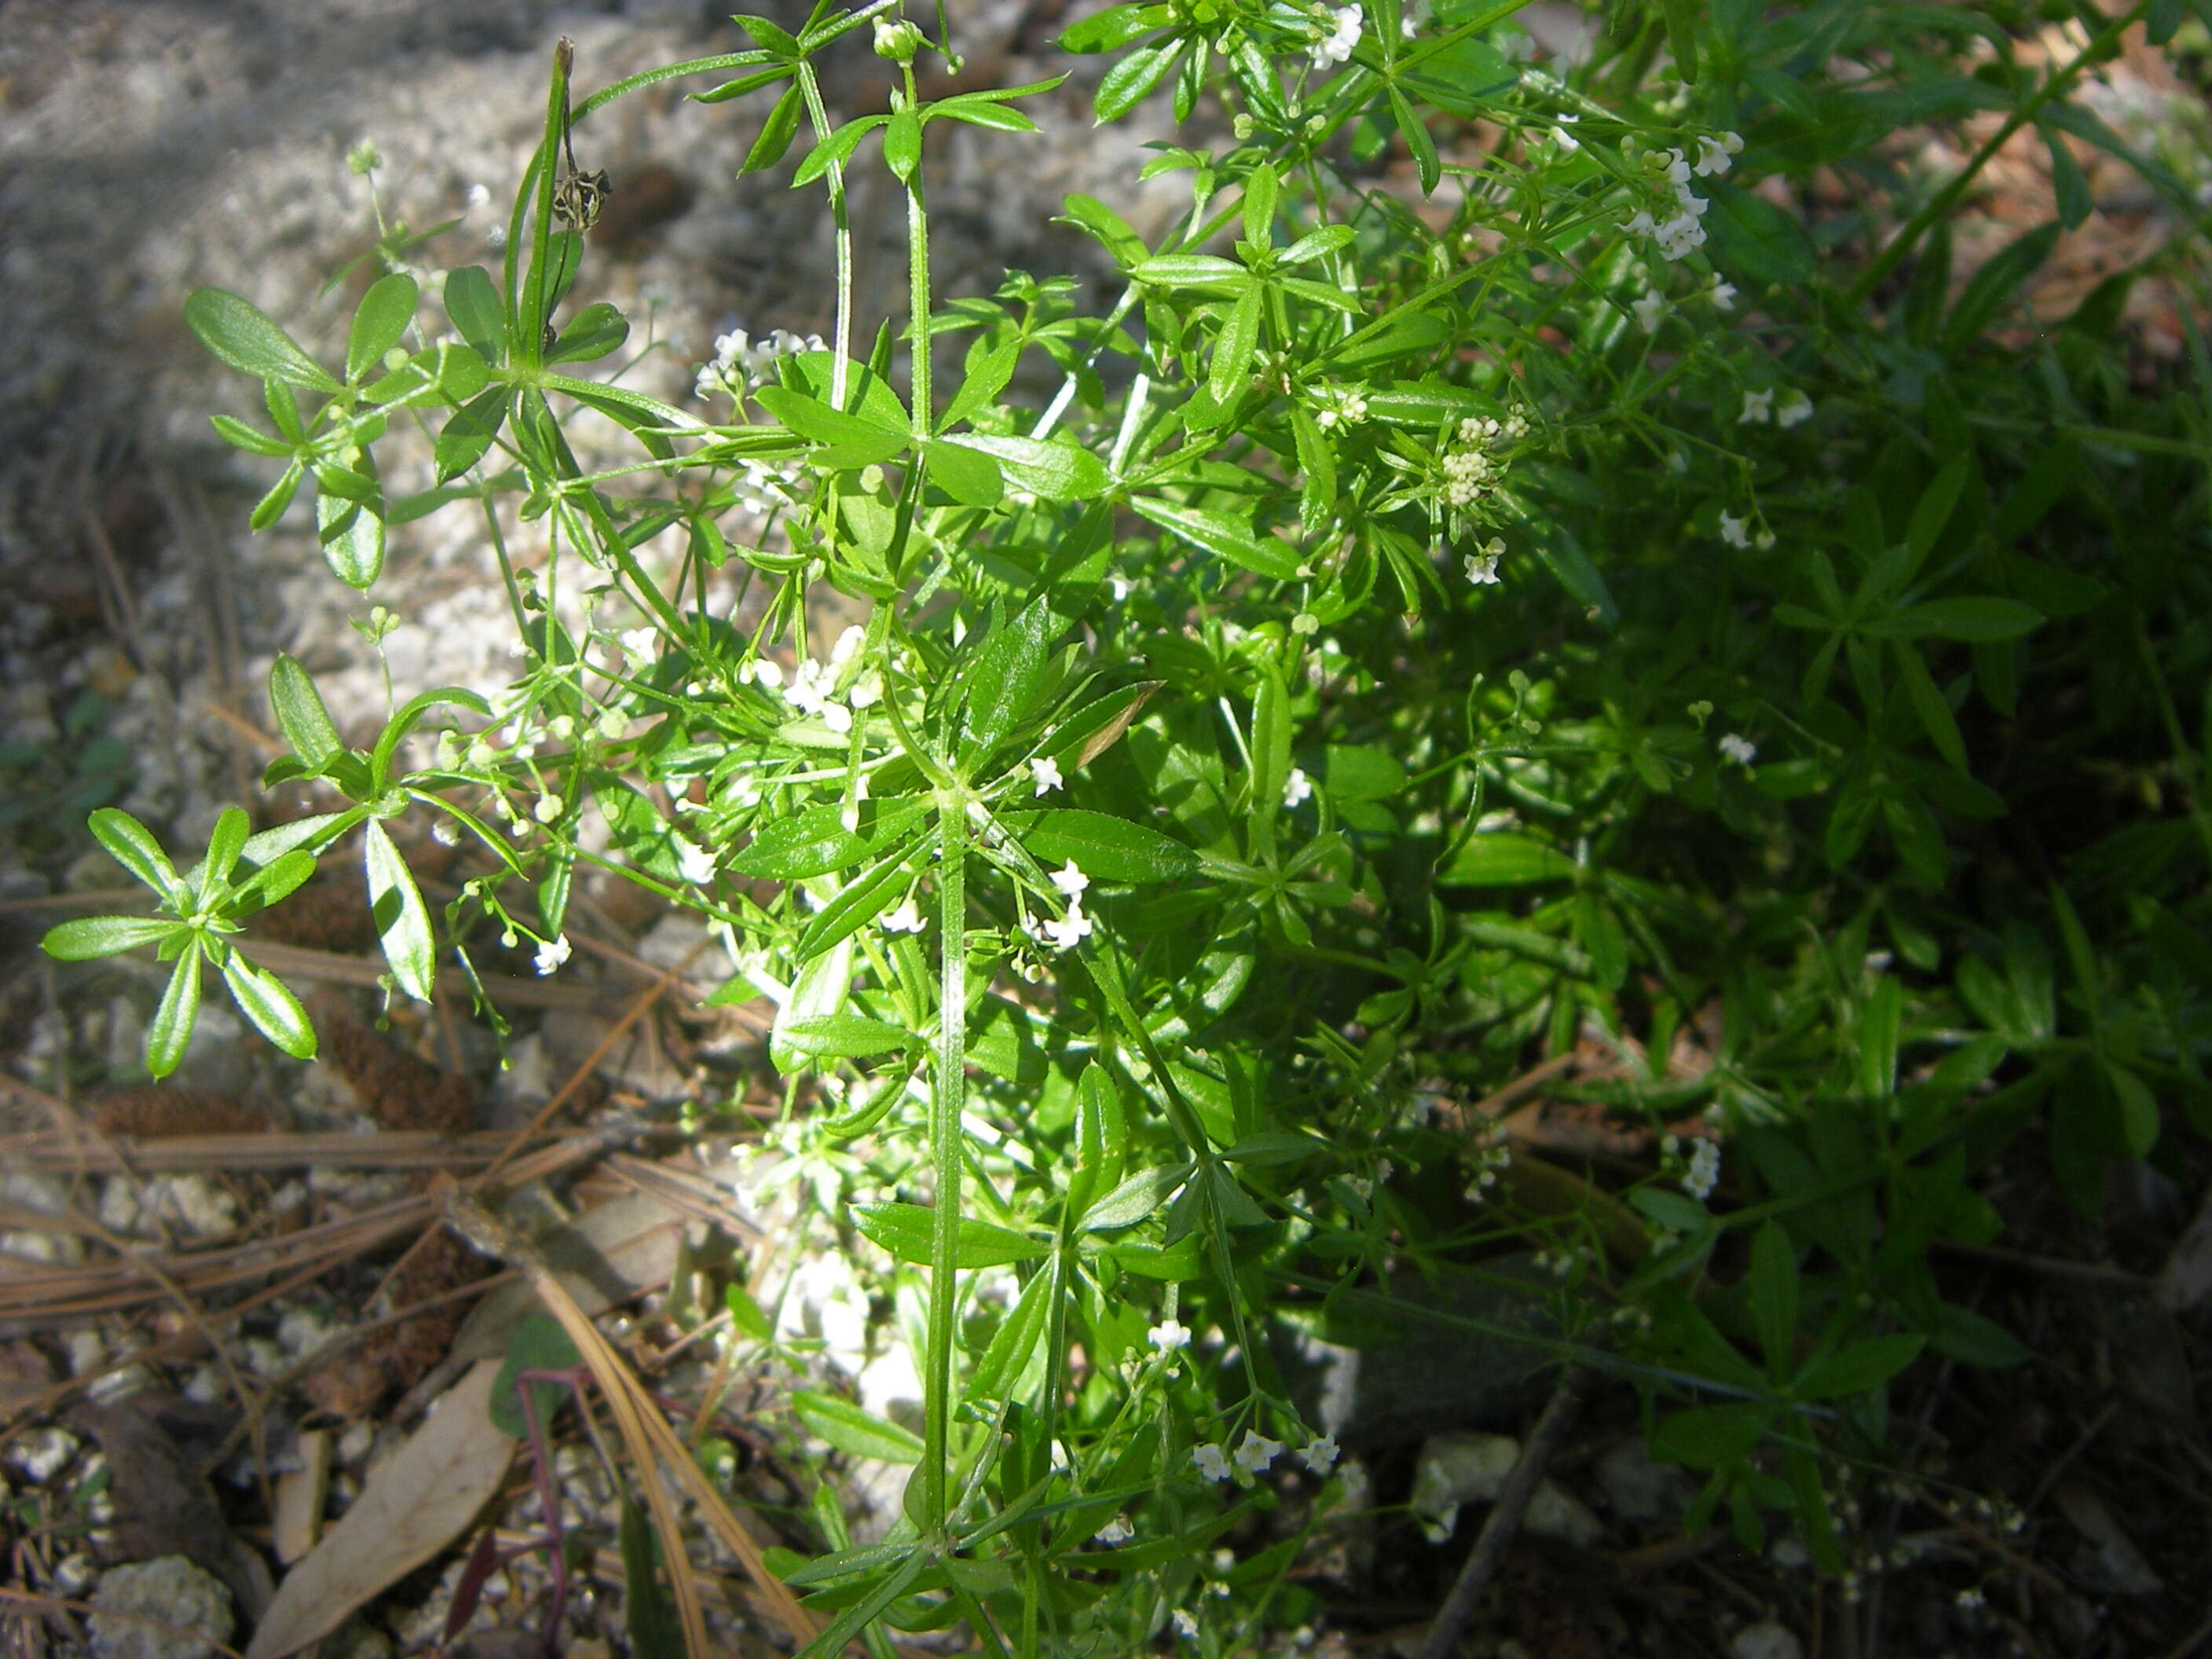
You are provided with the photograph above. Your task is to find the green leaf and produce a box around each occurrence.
[364,820,437,1001]
[1387,86,1440,195]
[852,1202,1045,1267]
[742,83,805,175]
[346,272,420,383]
[790,1390,926,1463]
[1079,1162,1192,1231]
[317,486,386,589]
[2103,1060,2160,1159]
[1009,808,1199,882]
[42,916,178,961]
[145,944,204,1080]
[793,847,922,963]
[1094,36,1181,122]
[1207,284,1264,405]
[184,287,340,393]
[269,654,345,772]
[755,386,909,470]
[942,434,1108,504]
[218,950,317,1060]
[1892,643,1968,772]
[202,806,251,892]
[964,1269,1052,1404]
[731,798,932,881]
[490,1311,582,1437]
[724,1282,773,1342]
[436,387,511,483]
[1129,497,1300,580]
[1865,597,2042,643]
[1658,0,1699,82]
[443,266,507,364]
[2040,123,2092,229]
[962,597,1057,764]
[1943,222,2061,352]
[88,808,186,904]
[776,1015,911,1059]
[1793,1335,1925,1400]
[1437,833,1575,887]
[1749,1221,1799,1379]
[1703,183,1815,287]
[619,1497,685,1659]
[210,414,294,458]
[546,301,631,365]
[1903,452,1970,577]
[1648,1403,1772,1470]
[1060,2,1170,52]
[1320,745,1405,802]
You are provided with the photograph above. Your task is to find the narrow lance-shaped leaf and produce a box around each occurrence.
[220,950,317,1060]
[365,820,438,1002]
[145,943,205,1080]
[88,808,186,905]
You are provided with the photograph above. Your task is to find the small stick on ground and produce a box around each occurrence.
[1414,1358,1595,1659]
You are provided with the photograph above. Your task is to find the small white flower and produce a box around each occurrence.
[1282,767,1313,809]
[1550,114,1581,153]
[881,896,926,934]
[1661,146,1693,187]
[533,792,564,825]
[1299,1434,1340,1474]
[1192,1443,1233,1482]
[675,837,717,886]
[1094,1515,1135,1545]
[533,935,572,976]
[1693,134,1739,177]
[1233,1431,1284,1475]
[1171,1609,1200,1640]
[1310,3,1363,67]
[597,708,630,739]
[1719,511,1752,549]
[1463,547,1503,585]
[1149,1317,1193,1353]
[1707,277,1738,311]
[1050,860,1090,900]
[618,626,657,662]
[1740,387,1775,424]
[748,657,784,690]
[1631,290,1668,334]
[1029,756,1064,797]
[1684,1138,1722,1201]
[1624,208,1658,240]
[1718,733,1757,767]
[1346,1175,1373,1202]
[1775,389,1814,429]
[821,701,854,734]
[1042,903,1093,952]
[465,181,492,211]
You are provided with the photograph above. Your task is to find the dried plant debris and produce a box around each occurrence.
[311,991,476,1139]
[89,1088,269,1139]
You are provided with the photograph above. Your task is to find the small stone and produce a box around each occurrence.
[1730,1622,1803,1659]
[89,1557,233,1659]
[7,1425,78,1483]
[1595,1434,1687,1523]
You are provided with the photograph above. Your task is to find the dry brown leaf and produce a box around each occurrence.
[244,1359,515,1659]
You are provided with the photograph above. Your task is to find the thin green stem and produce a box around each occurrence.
[1843,2,2148,310]
[925,801,968,1528]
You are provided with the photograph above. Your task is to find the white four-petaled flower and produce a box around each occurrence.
[1740,387,1775,424]
[1719,511,1752,549]
[533,936,572,977]
[1311,4,1362,67]
[1718,733,1757,767]
[1233,1431,1284,1475]
[1192,1443,1232,1481]
[1149,1317,1193,1353]
[1094,1515,1135,1545]
[1631,291,1668,334]
[1282,767,1313,809]
[881,896,926,934]
[1694,132,1744,177]
[1464,543,1503,585]
[1775,389,1814,429]
[1051,860,1090,900]
[1030,756,1064,797]
[1040,906,1093,951]
[675,837,717,886]
[1300,1434,1340,1474]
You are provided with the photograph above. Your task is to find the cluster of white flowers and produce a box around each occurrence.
[773,625,881,734]
[1716,733,1757,767]
[1680,1136,1722,1201]
[1740,386,1815,428]
[693,324,826,402]
[1310,3,1362,68]
[1623,132,1741,262]
[1312,383,1369,429]
[1717,510,1774,551]
[1439,412,1528,515]
[1025,860,1094,953]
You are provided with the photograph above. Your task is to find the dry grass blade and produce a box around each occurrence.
[0,1127,534,1176]
[441,1180,822,1653]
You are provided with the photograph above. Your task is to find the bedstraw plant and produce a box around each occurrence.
[44,0,2212,1650]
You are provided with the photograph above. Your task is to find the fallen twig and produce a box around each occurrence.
[1414,1357,1597,1659]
